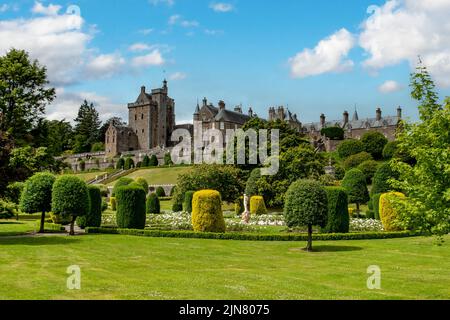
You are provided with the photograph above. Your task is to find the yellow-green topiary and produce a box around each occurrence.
[250,196,267,215]
[110,197,117,211]
[379,192,406,231]
[192,190,225,233]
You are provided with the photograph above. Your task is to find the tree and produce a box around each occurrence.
[52,176,89,235]
[337,139,364,159]
[372,162,399,196]
[0,131,14,195]
[135,178,149,195]
[0,49,55,144]
[361,131,388,160]
[284,180,328,252]
[357,160,380,184]
[20,173,55,233]
[342,169,370,213]
[164,152,173,166]
[73,100,101,153]
[149,155,158,167]
[142,155,150,167]
[343,152,373,170]
[324,187,350,233]
[390,63,450,238]
[321,127,345,140]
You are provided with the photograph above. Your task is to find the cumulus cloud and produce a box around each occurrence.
[168,14,199,28]
[31,1,61,16]
[132,50,165,67]
[85,53,126,79]
[378,80,403,93]
[288,28,355,78]
[359,0,450,87]
[209,2,234,12]
[169,72,187,81]
[129,43,152,52]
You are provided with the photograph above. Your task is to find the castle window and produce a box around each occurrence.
[135,115,137,121]
[141,114,144,120]
[142,129,145,133]
[220,122,225,130]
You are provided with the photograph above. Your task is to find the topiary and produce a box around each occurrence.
[79,160,86,172]
[170,186,177,197]
[284,180,328,251]
[110,197,117,211]
[361,131,388,160]
[245,168,261,197]
[382,141,398,160]
[146,193,160,214]
[124,157,135,170]
[135,178,149,195]
[323,187,349,233]
[164,152,173,166]
[192,190,226,233]
[116,158,125,170]
[250,196,267,215]
[20,173,56,233]
[234,197,244,216]
[156,186,166,198]
[76,185,102,229]
[183,191,195,213]
[142,155,150,167]
[51,175,89,235]
[343,152,373,170]
[149,155,158,167]
[6,182,25,204]
[92,184,108,197]
[172,202,183,212]
[112,177,134,197]
[342,169,370,213]
[357,160,380,184]
[337,139,364,159]
[379,192,406,231]
[334,165,346,180]
[371,162,399,196]
[116,185,146,229]
[372,193,382,220]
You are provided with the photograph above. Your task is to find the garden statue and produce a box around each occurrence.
[241,194,250,224]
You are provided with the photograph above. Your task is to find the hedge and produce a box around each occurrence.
[86,227,420,242]
[250,196,267,215]
[76,185,102,229]
[135,178,149,194]
[112,177,134,197]
[372,193,382,220]
[183,191,195,213]
[324,187,349,233]
[116,185,147,229]
[116,158,125,170]
[192,190,225,233]
[124,157,135,170]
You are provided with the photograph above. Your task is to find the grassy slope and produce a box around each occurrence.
[59,172,107,183]
[107,167,192,186]
[0,234,448,300]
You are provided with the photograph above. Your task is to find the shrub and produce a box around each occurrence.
[383,141,398,160]
[20,173,56,233]
[245,168,261,197]
[6,182,25,204]
[284,180,328,251]
[101,200,108,212]
[371,162,399,195]
[164,153,173,166]
[321,127,344,140]
[172,202,183,212]
[361,131,388,160]
[124,157,135,170]
[357,160,380,184]
[183,191,195,213]
[110,197,117,211]
[372,193,382,220]
[51,176,89,235]
[146,193,160,214]
[234,197,244,216]
[342,169,370,212]
[77,185,102,229]
[156,187,166,198]
[343,152,373,170]
[366,210,375,219]
[135,178,149,194]
[116,185,146,229]
[170,186,176,197]
[0,200,16,219]
[250,196,267,215]
[192,190,226,233]
[337,139,364,159]
[142,155,150,167]
[335,165,346,180]
[112,177,134,196]
[379,192,406,231]
[116,158,125,170]
[323,187,349,233]
[92,184,108,197]
[149,155,158,167]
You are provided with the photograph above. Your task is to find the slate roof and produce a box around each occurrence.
[303,116,400,132]
[214,109,252,124]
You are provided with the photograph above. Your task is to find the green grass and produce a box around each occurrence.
[0,220,61,236]
[59,171,107,182]
[0,233,448,300]
[107,166,192,186]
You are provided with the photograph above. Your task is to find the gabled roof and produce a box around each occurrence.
[214,109,251,124]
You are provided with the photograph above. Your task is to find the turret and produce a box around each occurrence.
[320,114,326,127]
[343,111,349,124]
[376,107,382,121]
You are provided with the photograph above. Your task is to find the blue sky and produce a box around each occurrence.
[1,0,450,124]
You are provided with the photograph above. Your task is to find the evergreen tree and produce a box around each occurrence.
[73,100,101,153]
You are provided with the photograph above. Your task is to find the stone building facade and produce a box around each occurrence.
[268,106,302,132]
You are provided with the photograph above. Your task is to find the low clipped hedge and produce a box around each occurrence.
[250,196,267,215]
[86,227,419,241]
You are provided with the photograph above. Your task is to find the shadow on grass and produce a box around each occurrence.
[0,222,22,225]
[311,245,363,252]
[0,236,80,246]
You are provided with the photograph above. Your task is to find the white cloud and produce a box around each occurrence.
[180,20,199,28]
[132,50,165,67]
[378,80,403,93]
[359,0,450,87]
[288,28,355,78]
[168,14,181,25]
[168,14,199,28]
[31,1,61,16]
[129,43,152,52]
[169,72,187,81]
[149,0,174,6]
[210,2,234,13]
[85,53,126,79]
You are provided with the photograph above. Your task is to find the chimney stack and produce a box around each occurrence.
[376,108,382,121]
[141,86,146,94]
[218,100,226,111]
[249,107,254,117]
[343,111,349,124]
[397,106,402,119]
[203,97,208,107]
[320,114,326,127]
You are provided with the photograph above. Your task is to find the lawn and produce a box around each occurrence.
[0,233,448,300]
[59,171,107,183]
[0,220,60,236]
[107,166,192,186]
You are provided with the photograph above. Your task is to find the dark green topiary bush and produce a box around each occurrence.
[116,185,146,229]
[234,197,244,216]
[372,193,382,220]
[335,165,346,180]
[357,160,380,184]
[149,155,158,167]
[382,141,398,160]
[51,175,89,235]
[142,155,150,167]
[146,193,160,214]
[92,184,108,197]
[183,191,195,213]
[324,187,350,233]
[342,169,370,213]
[20,173,56,233]
[164,153,173,166]
[77,185,102,229]
[112,177,134,197]
[124,157,135,170]
[172,202,183,212]
[284,180,328,251]
[135,178,149,194]
[245,168,261,197]
[156,186,166,198]
[343,152,373,170]
[371,162,399,196]
[337,139,364,159]
[321,127,345,140]
[116,158,125,170]
[361,131,388,160]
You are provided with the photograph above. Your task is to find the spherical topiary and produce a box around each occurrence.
[372,193,382,220]
[357,160,380,184]
[323,187,350,233]
[250,196,267,215]
[156,186,166,198]
[382,141,398,160]
[135,178,149,194]
[51,175,89,235]
[110,197,117,211]
[116,185,146,229]
[20,173,56,233]
[245,168,261,197]
[342,169,370,212]
[112,177,134,197]
[379,192,406,231]
[361,131,388,160]
[371,162,399,196]
[124,157,135,170]
[343,152,373,170]
[183,191,195,213]
[192,190,226,233]
[76,185,102,229]
[146,193,160,214]
[149,155,158,167]
[284,180,328,251]
[337,139,364,159]
[116,158,125,170]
